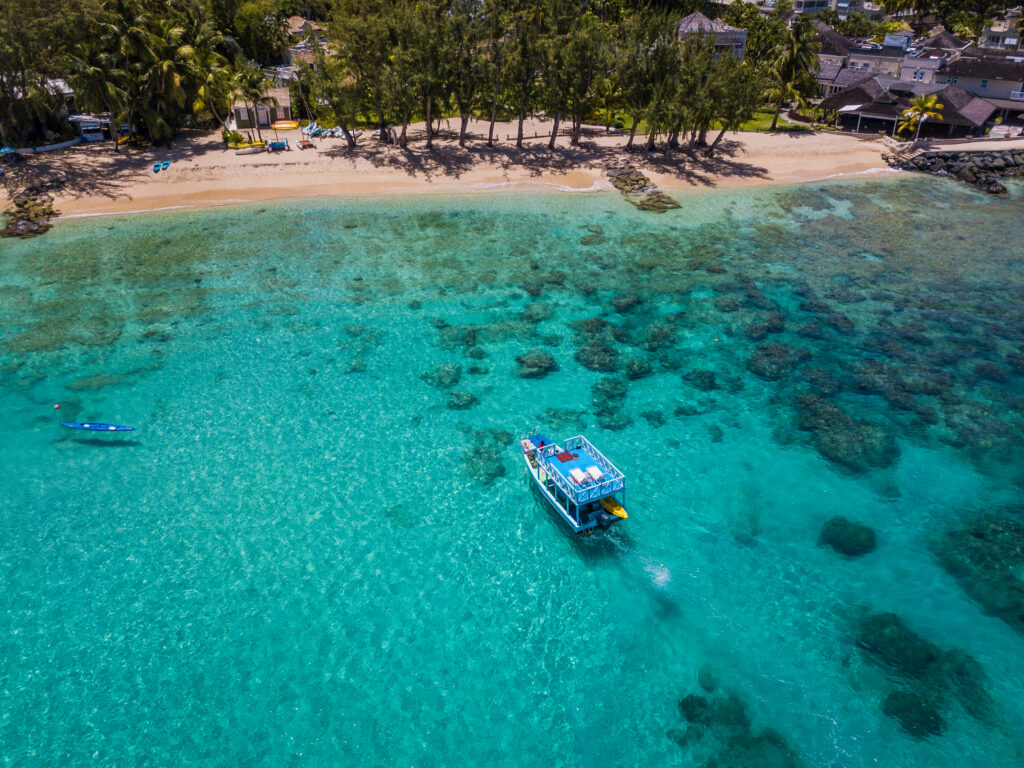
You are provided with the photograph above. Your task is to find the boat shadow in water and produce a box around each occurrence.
[72,438,142,448]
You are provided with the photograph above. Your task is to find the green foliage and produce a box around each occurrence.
[721,2,787,74]
[897,93,943,138]
[767,15,820,131]
[837,11,875,38]
[814,8,840,25]
[2,0,808,154]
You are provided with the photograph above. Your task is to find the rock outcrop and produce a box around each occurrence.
[883,149,1024,196]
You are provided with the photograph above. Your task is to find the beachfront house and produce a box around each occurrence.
[677,12,746,61]
[846,34,915,78]
[813,21,855,95]
[792,0,883,19]
[898,31,969,84]
[232,87,292,129]
[821,76,997,136]
[939,51,1024,111]
[979,8,1022,52]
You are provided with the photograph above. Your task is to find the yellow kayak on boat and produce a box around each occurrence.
[600,497,628,519]
[271,120,299,130]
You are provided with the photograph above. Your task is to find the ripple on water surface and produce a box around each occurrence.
[1,177,1023,767]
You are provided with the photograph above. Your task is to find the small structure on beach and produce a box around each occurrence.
[677,12,746,61]
[232,87,292,130]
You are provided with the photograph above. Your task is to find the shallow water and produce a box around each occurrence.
[2,176,1023,767]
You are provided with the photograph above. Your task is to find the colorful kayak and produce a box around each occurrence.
[271,120,299,130]
[61,422,135,432]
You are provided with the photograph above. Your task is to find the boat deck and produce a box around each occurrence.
[526,434,625,506]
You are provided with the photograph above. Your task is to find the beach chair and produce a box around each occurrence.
[569,468,589,485]
[585,466,604,482]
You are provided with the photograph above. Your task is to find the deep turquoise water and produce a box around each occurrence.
[2,177,1023,767]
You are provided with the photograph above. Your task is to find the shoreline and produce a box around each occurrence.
[52,167,912,221]
[2,120,903,219]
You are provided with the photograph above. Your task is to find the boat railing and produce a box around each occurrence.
[534,440,625,505]
[563,435,625,482]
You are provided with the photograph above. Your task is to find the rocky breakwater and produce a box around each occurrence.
[2,190,59,238]
[884,149,1024,196]
[606,166,681,213]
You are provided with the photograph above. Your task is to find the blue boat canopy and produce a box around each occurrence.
[526,434,625,505]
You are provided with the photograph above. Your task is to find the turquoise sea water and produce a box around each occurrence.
[2,177,1023,767]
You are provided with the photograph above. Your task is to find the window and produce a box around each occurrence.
[980,79,988,88]
[988,35,1001,43]
[946,76,958,84]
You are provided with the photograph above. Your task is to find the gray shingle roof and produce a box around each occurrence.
[812,20,853,57]
[820,76,997,127]
[678,12,744,35]
[945,52,1024,81]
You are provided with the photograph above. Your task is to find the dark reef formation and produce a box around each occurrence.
[819,516,877,557]
[854,611,992,738]
[461,429,513,485]
[933,514,1024,636]
[670,679,802,768]
[514,349,558,379]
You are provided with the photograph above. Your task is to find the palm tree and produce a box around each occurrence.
[192,51,234,132]
[98,0,156,141]
[67,44,125,119]
[186,19,234,131]
[141,19,193,142]
[233,58,277,140]
[768,16,819,131]
[898,94,943,140]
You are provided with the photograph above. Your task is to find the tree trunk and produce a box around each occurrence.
[487,48,503,148]
[625,116,638,151]
[340,124,356,149]
[251,102,263,140]
[697,126,708,146]
[548,111,561,149]
[487,84,499,147]
[459,111,470,147]
[399,122,408,148]
[644,130,656,153]
[707,126,729,156]
[516,110,525,149]
[770,96,783,131]
[571,115,581,146]
[425,92,433,149]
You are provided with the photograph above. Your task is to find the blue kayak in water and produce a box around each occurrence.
[61,422,135,432]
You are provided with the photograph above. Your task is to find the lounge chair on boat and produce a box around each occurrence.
[297,139,316,150]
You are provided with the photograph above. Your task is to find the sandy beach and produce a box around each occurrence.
[0,116,1001,217]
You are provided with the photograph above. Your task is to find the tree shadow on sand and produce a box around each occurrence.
[319,132,769,187]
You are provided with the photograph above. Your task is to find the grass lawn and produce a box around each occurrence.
[732,109,807,132]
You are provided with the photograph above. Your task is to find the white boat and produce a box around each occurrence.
[520,434,628,534]
[234,144,266,155]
